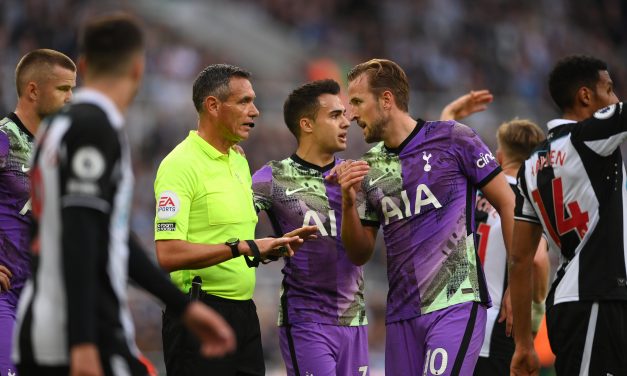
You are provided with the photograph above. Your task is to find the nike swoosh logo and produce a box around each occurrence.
[21,165,30,173]
[285,187,307,196]
[369,172,389,187]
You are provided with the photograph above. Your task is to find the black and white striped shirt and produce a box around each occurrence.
[515,102,627,308]
[13,88,187,371]
[476,176,515,359]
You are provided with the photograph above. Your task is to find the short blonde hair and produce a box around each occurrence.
[347,59,410,112]
[496,118,545,163]
[15,49,76,96]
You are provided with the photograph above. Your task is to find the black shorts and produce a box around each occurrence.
[17,364,69,376]
[474,355,509,376]
[162,291,264,376]
[474,315,514,376]
[546,300,627,376]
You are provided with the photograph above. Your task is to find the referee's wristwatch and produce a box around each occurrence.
[226,238,240,258]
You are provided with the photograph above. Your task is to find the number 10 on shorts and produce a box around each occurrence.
[423,347,448,376]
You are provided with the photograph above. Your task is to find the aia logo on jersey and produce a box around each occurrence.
[157,191,180,219]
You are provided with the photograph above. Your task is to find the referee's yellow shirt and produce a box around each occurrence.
[154,131,258,300]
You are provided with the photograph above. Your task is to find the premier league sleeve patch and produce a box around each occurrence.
[593,103,617,120]
[157,190,180,219]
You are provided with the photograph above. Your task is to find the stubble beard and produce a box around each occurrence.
[364,115,386,143]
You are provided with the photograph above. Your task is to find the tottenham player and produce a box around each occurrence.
[12,14,235,376]
[334,59,515,375]
[252,79,369,375]
[0,49,75,376]
[511,55,625,375]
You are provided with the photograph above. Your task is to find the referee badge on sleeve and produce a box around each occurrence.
[157,222,176,232]
[157,191,180,219]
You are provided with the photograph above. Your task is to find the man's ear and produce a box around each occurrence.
[576,86,593,108]
[381,90,393,110]
[496,148,504,165]
[130,54,145,82]
[299,117,314,135]
[204,96,220,115]
[25,81,38,102]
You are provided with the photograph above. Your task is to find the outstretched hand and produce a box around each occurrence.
[183,301,236,358]
[440,89,493,121]
[253,236,302,258]
[284,225,318,241]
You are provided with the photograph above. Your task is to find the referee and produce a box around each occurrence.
[154,64,316,376]
[510,55,625,375]
[13,14,235,376]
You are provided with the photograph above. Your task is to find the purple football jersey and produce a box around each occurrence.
[0,113,34,292]
[358,119,499,323]
[253,155,367,327]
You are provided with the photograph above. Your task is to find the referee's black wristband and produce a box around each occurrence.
[244,240,261,268]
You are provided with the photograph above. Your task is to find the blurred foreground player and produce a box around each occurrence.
[12,13,235,376]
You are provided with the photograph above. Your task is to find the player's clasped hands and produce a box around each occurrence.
[326,159,370,196]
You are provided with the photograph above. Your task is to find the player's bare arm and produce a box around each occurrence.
[70,343,103,376]
[532,236,549,304]
[509,220,543,376]
[334,160,377,265]
[439,89,494,121]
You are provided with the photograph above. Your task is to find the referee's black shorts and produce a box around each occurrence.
[546,300,627,376]
[162,291,264,376]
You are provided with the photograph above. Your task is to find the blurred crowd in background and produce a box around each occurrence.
[1,0,625,374]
